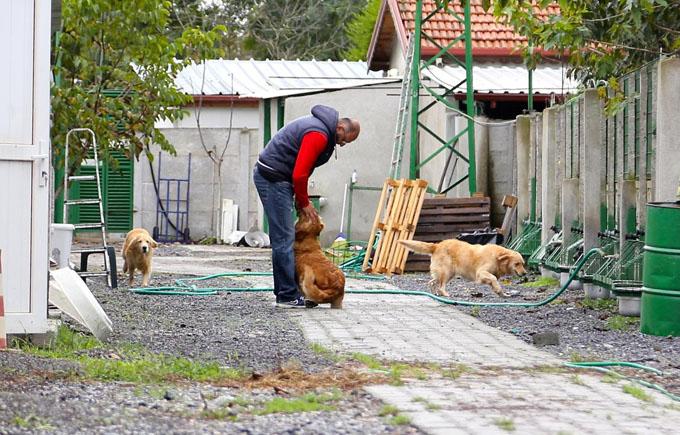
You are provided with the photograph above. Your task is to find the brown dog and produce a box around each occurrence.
[294,215,345,308]
[399,239,527,297]
[122,228,158,287]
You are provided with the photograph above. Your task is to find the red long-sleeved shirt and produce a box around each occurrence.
[292,131,328,209]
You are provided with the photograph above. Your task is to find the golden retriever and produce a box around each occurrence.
[398,239,527,297]
[294,215,345,309]
[122,228,158,287]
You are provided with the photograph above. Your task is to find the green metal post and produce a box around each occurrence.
[464,0,476,194]
[528,68,534,112]
[263,99,271,147]
[408,0,423,180]
[277,97,285,130]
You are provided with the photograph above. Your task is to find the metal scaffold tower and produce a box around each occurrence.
[407,0,476,195]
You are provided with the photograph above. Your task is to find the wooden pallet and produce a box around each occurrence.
[405,196,491,272]
[362,178,428,275]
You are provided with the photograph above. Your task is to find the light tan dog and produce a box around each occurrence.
[294,215,345,308]
[399,239,527,297]
[122,228,158,287]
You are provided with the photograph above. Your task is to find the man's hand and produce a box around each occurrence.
[299,203,320,223]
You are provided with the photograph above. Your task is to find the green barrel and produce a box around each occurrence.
[641,202,680,336]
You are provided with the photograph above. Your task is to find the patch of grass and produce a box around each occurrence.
[569,352,587,363]
[389,414,411,425]
[13,324,101,358]
[520,276,559,288]
[494,417,516,432]
[530,365,567,374]
[351,353,385,370]
[202,408,238,421]
[606,315,639,331]
[413,397,442,411]
[470,306,481,317]
[310,343,345,362]
[255,392,340,415]
[441,364,470,379]
[387,363,428,385]
[12,415,53,430]
[602,373,622,384]
[570,375,585,386]
[622,384,654,403]
[16,325,248,384]
[379,404,400,416]
[580,298,617,311]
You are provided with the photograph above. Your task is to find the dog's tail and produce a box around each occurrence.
[398,239,437,255]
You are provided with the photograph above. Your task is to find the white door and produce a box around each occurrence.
[0,0,50,334]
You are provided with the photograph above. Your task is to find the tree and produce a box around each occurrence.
[244,0,365,60]
[482,0,680,84]
[344,0,382,61]
[52,0,226,181]
[167,0,256,58]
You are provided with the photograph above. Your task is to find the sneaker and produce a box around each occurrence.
[304,299,319,308]
[275,296,306,309]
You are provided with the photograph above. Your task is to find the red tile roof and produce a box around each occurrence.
[397,0,559,57]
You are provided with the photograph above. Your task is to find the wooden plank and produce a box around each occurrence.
[421,197,490,207]
[395,180,428,273]
[417,214,490,224]
[373,179,406,274]
[388,182,420,273]
[361,179,390,272]
[419,206,491,216]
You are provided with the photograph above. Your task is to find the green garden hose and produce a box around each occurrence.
[131,248,604,309]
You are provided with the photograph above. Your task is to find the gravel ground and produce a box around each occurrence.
[0,260,420,434]
[388,272,680,394]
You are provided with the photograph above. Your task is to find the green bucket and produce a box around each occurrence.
[641,202,680,336]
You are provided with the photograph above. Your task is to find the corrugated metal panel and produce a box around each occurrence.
[175,59,395,99]
[423,63,578,95]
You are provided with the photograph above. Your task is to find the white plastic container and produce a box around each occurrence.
[50,223,75,268]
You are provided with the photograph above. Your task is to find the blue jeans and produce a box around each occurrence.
[253,166,300,302]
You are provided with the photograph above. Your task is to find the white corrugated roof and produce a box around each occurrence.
[175,59,576,99]
[423,62,578,95]
[175,59,395,99]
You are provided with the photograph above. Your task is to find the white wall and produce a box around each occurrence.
[284,85,402,245]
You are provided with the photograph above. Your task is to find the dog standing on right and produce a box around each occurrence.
[399,239,527,297]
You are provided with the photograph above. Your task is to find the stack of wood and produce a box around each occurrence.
[362,178,428,275]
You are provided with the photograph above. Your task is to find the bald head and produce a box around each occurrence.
[336,118,360,146]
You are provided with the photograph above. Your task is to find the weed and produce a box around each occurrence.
[623,384,653,403]
[494,417,516,432]
[607,315,639,331]
[411,396,440,410]
[520,277,559,288]
[351,353,384,370]
[202,408,238,421]
[389,414,411,425]
[530,365,566,374]
[310,343,345,362]
[602,373,622,384]
[570,375,585,386]
[470,306,481,317]
[569,352,587,362]
[255,392,340,415]
[580,298,617,311]
[12,415,52,430]
[441,364,470,379]
[379,404,399,416]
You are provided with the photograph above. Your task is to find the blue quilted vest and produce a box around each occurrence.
[257,105,338,182]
